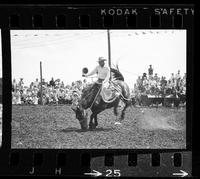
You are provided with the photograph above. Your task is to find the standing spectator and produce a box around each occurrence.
[12,79,17,91]
[136,76,142,87]
[41,78,48,87]
[60,81,65,88]
[148,65,153,77]
[153,73,158,82]
[175,70,181,81]
[30,82,34,90]
[33,78,39,88]
[170,73,175,82]
[18,78,24,91]
[160,76,167,87]
[175,70,181,88]
[49,77,55,87]
[171,78,176,88]
[18,78,24,86]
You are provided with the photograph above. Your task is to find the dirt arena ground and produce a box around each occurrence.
[11,105,186,149]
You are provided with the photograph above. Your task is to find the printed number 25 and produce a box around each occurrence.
[106,169,121,177]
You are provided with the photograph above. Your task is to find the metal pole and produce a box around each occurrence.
[107,29,111,80]
[40,61,43,105]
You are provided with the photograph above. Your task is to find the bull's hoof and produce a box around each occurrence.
[81,128,88,131]
[89,123,95,130]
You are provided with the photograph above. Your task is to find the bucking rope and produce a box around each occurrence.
[88,83,102,110]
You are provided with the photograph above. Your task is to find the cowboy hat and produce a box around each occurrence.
[82,67,88,74]
[98,57,107,62]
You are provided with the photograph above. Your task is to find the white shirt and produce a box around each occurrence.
[175,73,181,80]
[33,81,39,87]
[87,65,110,82]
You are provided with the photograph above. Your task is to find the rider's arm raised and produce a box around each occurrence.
[85,66,98,77]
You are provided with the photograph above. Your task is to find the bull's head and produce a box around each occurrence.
[71,103,88,130]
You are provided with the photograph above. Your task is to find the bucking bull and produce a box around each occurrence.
[71,67,132,130]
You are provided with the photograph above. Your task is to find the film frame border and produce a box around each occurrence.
[0,3,195,177]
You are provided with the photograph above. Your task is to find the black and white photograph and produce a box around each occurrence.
[11,30,186,149]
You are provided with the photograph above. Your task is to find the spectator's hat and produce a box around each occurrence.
[98,57,107,62]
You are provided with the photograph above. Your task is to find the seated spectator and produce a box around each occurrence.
[21,87,28,104]
[12,88,21,104]
[54,79,60,88]
[142,73,147,81]
[26,88,33,104]
[160,76,167,87]
[167,80,172,89]
[32,93,38,105]
[171,78,176,88]
[142,76,148,86]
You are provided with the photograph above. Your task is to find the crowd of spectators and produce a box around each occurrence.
[12,65,186,105]
[132,65,186,98]
[12,77,89,105]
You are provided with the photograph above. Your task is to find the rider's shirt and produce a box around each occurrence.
[87,65,110,83]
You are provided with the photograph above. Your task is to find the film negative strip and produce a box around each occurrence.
[0,3,197,177]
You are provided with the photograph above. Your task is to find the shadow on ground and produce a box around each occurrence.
[60,127,113,133]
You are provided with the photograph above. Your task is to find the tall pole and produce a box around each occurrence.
[107,29,111,80]
[40,61,43,105]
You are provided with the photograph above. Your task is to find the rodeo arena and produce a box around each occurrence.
[11,30,186,149]
[11,64,186,149]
